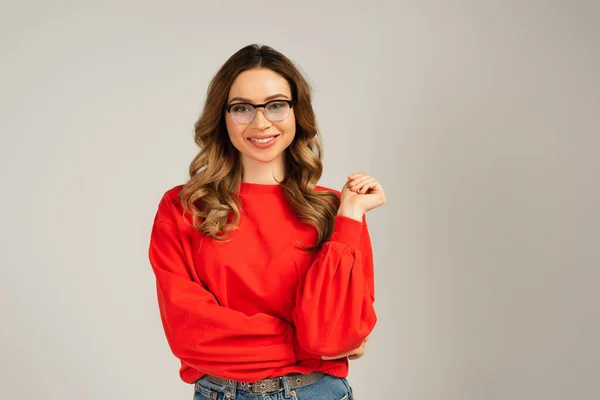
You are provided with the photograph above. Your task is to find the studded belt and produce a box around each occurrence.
[204,371,325,394]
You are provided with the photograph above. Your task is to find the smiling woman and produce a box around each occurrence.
[148,43,386,400]
[224,69,297,176]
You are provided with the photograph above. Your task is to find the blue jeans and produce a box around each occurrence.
[193,373,354,400]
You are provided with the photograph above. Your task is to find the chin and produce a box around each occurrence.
[249,152,281,163]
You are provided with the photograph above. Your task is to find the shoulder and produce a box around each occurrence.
[157,184,185,206]
[154,184,185,219]
[163,184,185,202]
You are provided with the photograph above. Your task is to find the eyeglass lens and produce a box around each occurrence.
[230,101,291,123]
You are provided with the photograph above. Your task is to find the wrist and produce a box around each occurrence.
[337,205,364,222]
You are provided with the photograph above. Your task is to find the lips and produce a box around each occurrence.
[247,134,280,149]
[247,134,280,140]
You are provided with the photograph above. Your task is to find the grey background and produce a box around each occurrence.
[1,1,599,399]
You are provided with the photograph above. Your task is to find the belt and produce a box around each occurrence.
[205,371,325,394]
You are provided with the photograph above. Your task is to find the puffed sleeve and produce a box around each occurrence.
[292,213,377,357]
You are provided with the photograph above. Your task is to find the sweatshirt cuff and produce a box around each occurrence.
[329,214,364,249]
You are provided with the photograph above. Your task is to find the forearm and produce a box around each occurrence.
[292,214,377,357]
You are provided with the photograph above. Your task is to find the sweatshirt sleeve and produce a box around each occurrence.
[292,213,377,357]
[148,193,296,377]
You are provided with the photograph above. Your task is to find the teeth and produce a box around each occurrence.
[251,136,276,143]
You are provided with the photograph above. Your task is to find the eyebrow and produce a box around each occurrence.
[228,93,290,104]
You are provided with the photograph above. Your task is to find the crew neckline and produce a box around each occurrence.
[239,181,284,195]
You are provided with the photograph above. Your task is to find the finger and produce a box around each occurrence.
[333,349,355,358]
[350,177,373,193]
[349,174,371,187]
[349,171,365,177]
[321,353,350,360]
[354,177,375,188]
[360,180,378,193]
[363,181,383,195]
[350,172,370,182]
[356,178,377,194]
[348,348,366,360]
[348,171,366,179]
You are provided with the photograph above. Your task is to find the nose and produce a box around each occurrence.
[250,107,271,128]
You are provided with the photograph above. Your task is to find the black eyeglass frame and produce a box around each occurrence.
[223,99,297,114]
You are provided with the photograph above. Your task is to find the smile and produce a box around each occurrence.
[247,134,280,149]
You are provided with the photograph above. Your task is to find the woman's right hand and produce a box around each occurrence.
[320,335,370,360]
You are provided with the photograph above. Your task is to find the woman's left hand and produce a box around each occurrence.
[321,335,370,361]
[339,171,387,216]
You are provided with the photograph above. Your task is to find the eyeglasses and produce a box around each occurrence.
[224,99,296,124]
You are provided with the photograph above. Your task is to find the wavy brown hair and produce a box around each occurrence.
[178,44,340,252]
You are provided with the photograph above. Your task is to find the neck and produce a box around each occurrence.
[240,153,286,184]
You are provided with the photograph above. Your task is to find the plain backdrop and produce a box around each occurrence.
[1,1,599,399]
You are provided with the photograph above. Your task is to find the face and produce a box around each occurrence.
[225,68,296,171]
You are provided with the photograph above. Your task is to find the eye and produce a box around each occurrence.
[231,104,252,113]
[266,101,286,110]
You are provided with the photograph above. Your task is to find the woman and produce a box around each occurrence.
[148,44,386,400]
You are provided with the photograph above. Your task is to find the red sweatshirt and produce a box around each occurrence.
[148,182,377,383]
